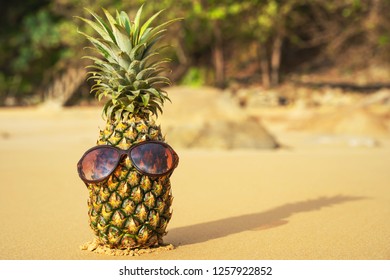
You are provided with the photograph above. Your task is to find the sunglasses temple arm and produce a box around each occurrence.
[174,151,179,168]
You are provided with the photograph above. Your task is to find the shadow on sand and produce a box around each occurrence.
[167,195,366,246]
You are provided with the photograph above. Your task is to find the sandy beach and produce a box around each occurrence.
[1,97,390,259]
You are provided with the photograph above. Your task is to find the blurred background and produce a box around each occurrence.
[1,1,390,260]
[1,0,389,107]
[1,0,390,150]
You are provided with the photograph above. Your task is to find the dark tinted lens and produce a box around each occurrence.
[80,147,120,181]
[130,143,175,175]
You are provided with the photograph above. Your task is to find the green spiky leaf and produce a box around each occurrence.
[85,8,116,43]
[141,93,150,107]
[132,4,144,45]
[112,24,132,53]
[140,9,164,39]
[78,5,181,119]
[130,43,146,61]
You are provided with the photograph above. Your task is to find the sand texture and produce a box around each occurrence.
[80,239,174,256]
[1,88,390,259]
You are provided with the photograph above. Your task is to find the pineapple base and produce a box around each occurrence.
[80,238,174,256]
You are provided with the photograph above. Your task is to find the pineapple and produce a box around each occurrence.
[78,6,179,249]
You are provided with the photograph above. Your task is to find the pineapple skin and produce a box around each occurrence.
[87,114,173,249]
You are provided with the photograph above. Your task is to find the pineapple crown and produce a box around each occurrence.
[77,5,179,120]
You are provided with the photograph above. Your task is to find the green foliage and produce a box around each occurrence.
[0,3,63,103]
[13,10,61,72]
[180,67,206,87]
[78,5,180,119]
[0,0,389,105]
[378,35,390,47]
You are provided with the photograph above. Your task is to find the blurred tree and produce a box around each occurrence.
[0,0,388,105]
[0,0,58,104]
[244,0,304,88]
[293,0,390,71]
[187,0,248,88]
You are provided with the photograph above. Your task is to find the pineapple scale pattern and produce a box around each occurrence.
[87,117,173,249]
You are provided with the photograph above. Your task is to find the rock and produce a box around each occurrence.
[347,137,379,148]
[359,89,390,106]
[312,88,356,106]
[161,86,279,150]
[291,107,389,137]
[313,135,379,148]
[166,117,279,150]
[325,108,389,136]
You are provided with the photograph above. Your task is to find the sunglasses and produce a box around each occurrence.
[77,141,179,183]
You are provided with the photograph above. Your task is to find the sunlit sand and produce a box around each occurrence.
[1,89,389,259]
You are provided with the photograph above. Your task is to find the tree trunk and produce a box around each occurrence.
[270,33,283,87]
[258,44,271,89]
[365,0,381,44]
[213,21,225,88]
[170,25,190,82]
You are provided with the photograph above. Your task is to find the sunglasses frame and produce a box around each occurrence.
[77,140,179,184]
